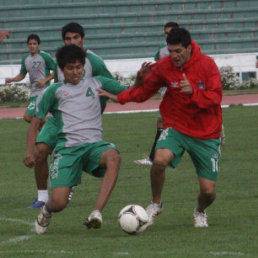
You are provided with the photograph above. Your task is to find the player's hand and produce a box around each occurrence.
[36,80,45,87]
[23,153,36,168]
[134,62,154,87]
[180,73,193,96]
[96,88,118,102]
[0,30,9,39]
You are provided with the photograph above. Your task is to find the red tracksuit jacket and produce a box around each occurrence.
[117,41,222,140]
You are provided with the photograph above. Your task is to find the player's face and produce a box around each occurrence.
[27,39,40,55]
[64,32,84,49]
[167,43,192,68]
[62,60,84,85]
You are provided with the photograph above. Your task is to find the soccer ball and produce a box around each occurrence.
[118,204,149,234]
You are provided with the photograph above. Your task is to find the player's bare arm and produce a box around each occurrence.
[97,88,118,102]
[36,72,55,87]
[133,62,154,87]
[5,73,25,84]
[24,116,43,168]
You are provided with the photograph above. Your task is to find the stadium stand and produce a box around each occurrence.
[0,0,257,64]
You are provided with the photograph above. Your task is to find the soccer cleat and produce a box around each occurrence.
[68,187,75,202]
[83,210,102,229]
[134,158,152,166]
[145,201,163,224]
[28,198,45,209]
[193,208,208,228]
[35,205,52,234]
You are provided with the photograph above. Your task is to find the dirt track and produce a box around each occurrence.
[0,94,257,119]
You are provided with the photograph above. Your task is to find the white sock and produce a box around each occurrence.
[38,190,49,202]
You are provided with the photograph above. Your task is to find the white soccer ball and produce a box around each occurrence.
[118,204,149,234]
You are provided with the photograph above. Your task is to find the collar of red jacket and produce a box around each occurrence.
[180,40,201,70]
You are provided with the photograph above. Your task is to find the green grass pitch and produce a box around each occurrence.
[0,105,257,257]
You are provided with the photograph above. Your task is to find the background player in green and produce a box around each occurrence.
[24,45,127,234]
[28,23,115,208]
[5,34,56,123]
[135,22,179,166]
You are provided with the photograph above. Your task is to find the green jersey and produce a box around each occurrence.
[154,43,169,61]
[20,50,56,97]
[36,76,127,150]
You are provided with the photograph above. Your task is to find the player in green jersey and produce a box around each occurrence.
[28,23,114,208]
[24,44,127,234]
[5,34,56,123]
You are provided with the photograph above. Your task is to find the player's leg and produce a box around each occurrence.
[134,114,163,166]
[29,117,57,208]
[93,148,120,211]
[35,146,84,234]
[35,187,71,234]
[149,118,164,161]
[24,96,37,123]
[193,177,216,228]
[189,137,220,227]
[28,142,51,208]
[197,177,216,212]
[146,128,184,223]
[82,142,120,229]
[146,148,173,221]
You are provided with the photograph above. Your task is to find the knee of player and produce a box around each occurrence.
[35,144,50,161]
[152,156,169,170]
[105,149,121,166]
[51,198,67,212]
[23,114,32,123]
[200,189,216,200]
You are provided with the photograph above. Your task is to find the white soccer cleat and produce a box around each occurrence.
[35,205,52,234]
[134,158,152,166]
[193,208,208,228]
[83,210,102,229]
[145,201,163,224]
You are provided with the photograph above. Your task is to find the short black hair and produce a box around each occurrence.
[27,34,40,44]
[56,45,86,69]
[61,22,85,40]
[164,22,179,29]
[166,28,191,48]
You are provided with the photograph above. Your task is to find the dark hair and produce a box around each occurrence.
[56,45,86,69]
[164,22,179,29]
[61,22,85,40]
[166,28,191,48]
[27,34,40,44]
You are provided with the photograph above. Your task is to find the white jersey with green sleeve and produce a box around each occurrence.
[55,49,113,82]
[36,76,127,149]
[20,50,56,97]
[154,43,169,61]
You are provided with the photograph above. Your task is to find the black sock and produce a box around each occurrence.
[149,128,163,161]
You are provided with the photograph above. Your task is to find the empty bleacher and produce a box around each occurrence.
[0,0,257,64]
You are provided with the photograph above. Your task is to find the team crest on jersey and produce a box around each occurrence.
[63,92,70,97]
[170,82,180,88]
[197,81,206,89]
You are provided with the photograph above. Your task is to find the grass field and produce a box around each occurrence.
[0,106,257,257]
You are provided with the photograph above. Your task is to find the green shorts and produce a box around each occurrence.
[156,128,221,181]
[25,96,37,116]
[36,116,57,150]
[49,141,118,189]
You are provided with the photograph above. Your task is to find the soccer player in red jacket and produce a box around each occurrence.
[98,28,222,227]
